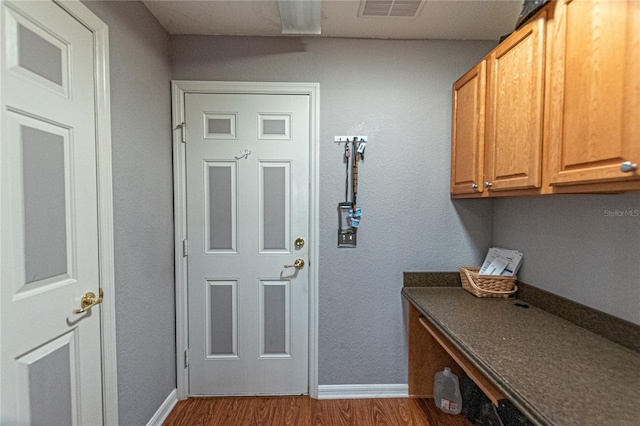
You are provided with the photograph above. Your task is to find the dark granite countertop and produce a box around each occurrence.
[402,286,640,426]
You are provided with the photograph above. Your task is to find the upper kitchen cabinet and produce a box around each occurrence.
[546,0,640,190]
[485,11,546,192]
[450,8,547,198]
[451,0,640,198]
[451,61,486,196]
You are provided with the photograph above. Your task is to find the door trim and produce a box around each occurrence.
[52,1,118,423]
[171,81,320,399]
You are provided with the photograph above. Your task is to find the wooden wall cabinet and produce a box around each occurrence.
[450,61,486,196]
[546,0,640,190]
[450,12,546,197]
[485,13,546,192]
[451,0,640,198]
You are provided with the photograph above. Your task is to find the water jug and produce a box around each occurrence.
[434,367,462,414]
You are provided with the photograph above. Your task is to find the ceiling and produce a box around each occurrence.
[142,0,524,41]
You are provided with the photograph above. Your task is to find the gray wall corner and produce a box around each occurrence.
[81,1,176,424]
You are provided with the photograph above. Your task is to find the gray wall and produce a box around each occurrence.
[172,36,496,385]
[82,2,175,424]
[493,194,640,325]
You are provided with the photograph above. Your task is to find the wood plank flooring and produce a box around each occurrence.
[163,396,472,426]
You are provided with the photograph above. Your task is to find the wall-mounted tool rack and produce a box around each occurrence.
[335,136,367,247]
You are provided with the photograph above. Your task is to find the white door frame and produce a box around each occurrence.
[2,0,119,423]
[171,81,320,399]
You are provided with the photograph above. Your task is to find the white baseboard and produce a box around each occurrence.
[316,384,409,399]
[147,388,178,426]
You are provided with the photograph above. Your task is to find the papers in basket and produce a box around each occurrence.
[479,247,523,276]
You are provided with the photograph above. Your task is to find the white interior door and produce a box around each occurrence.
[186,92,310,395]
[0,1,103,424]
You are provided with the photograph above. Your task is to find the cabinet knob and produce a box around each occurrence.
[484,181,492,188]
[471,183,478,190]
[620,161,638,173]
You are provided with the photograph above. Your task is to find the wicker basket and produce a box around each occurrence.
[459,267,517,298]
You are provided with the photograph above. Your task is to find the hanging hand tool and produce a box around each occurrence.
[352,159,358,210]
[352,139,359,211]
[350,139,366,227]
[344,143,350,201]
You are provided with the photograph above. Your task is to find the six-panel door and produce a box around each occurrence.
[0,1,104,423]
[185,93,310,395]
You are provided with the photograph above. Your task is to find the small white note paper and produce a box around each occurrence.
[485,258,509,276]
[479,247,523,276]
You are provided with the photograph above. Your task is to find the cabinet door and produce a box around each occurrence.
[547,0,640,185]
[485,13,546,192]
[451,61,486,195]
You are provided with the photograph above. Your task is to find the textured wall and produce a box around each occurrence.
[81,2,176,424]
[171,36,495,385]
[493,194,640,325]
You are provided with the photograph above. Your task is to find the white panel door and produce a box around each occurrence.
[0,1,103,424]
[186,93,310,395]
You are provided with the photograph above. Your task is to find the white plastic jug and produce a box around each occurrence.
[434,367,462,414]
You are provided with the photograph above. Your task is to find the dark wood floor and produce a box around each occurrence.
[163,396,472,426]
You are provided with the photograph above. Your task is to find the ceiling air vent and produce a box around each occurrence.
[358,0,425,18]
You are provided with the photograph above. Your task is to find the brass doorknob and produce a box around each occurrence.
[284,259,305,269]
[294,237,305,249]
[72,288,104,314]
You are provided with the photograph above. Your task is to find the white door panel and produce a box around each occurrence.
[0,1,103,424]
[186,93,310,395]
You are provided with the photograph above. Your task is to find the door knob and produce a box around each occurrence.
[471,183,478,190]
[73,288,103,314]
[484,181,492,188]
[284,259,305,269]
[294,237,305,249]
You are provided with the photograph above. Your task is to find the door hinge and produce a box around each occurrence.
[184,349,189,368]
[175,122,186,143]
[182,239,188,257]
